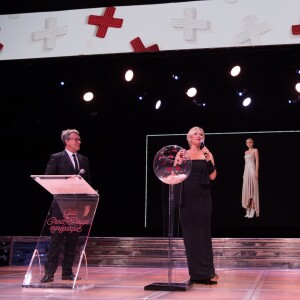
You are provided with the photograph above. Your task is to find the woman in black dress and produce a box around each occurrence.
[175,126,218,285]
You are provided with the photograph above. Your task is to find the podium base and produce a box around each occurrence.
[144,282,191,291]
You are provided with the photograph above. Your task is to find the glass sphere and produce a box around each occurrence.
[153,145,191,185]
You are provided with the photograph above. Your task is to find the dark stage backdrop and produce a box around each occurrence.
[1,45,300,238]
[146,131,300,238]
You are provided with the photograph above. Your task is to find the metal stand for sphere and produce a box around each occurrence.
[144,184,191,291]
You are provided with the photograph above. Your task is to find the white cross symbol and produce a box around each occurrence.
[171,8,211,41]
[233,15,272,45]
[32,17,68,50]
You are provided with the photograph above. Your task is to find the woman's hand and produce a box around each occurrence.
[174,149,187,166]
[202,146,211,160]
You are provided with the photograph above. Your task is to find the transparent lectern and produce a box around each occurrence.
[22,175,99,290]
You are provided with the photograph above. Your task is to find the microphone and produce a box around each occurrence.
[200,139,207,158]
[200,139,205,150]
[78,169,85,175]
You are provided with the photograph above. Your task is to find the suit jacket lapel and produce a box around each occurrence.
[77,154,82,170]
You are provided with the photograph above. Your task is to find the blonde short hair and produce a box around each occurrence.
[186,126,204,146]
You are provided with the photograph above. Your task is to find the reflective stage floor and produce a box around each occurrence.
[1,265,300,300]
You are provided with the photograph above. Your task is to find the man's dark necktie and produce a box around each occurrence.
[72,153,79,174]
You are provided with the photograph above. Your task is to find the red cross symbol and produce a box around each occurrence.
[88,7,123,38]
[130,37,160,53]
[292,24,300,35]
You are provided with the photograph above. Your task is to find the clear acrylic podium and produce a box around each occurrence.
[22,175,99,290]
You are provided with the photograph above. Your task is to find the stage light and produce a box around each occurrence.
[230,65,241,77]
[172,74,180,80]
[295,82,300,93]
[288,95,300,104]
[60,81,65,86]
[137,92,146,101]
[236,88,247,97]
[242,97,251,107]
[83,92,93,101]
[125,69,134,81]
[155,100,162,109]
[186,87,197,97]
[193,99,206,107]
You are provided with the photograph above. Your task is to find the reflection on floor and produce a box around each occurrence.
[1,265,300,299]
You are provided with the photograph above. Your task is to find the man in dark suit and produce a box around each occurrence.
[41,128,92,283]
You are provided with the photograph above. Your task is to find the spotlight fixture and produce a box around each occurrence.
[125,69,134,81]
[288,95,300,104]
[172,74,180,80]
[155,100,162,109]
[83,92,93,102]
[230,65,241,77]
[236,88,247,97]
[295,68,300,75]
[242,97,251,107]
[137,92,146,101]
[186,87,197,98]
[192,98,206,107]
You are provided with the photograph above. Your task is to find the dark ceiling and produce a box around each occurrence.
[2,44,299,135]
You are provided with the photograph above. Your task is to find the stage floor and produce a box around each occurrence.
[1,265,300,299]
